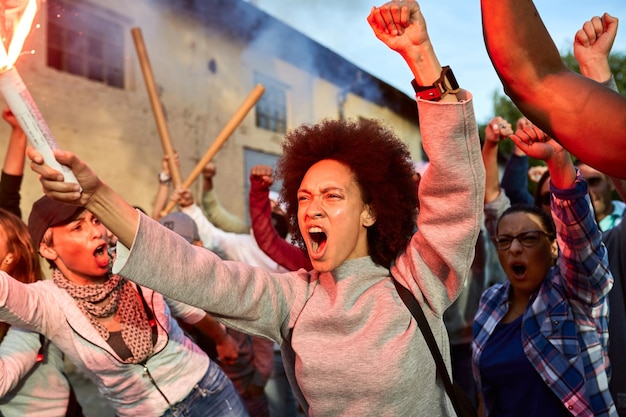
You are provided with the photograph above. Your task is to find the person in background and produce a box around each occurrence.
[480,0,624,178]
[0,208,84,417]
[171,185,289,274]
[175,164,298,417]
[28,1,486,414]
[603,176,626,416]
[0,109,84,417]
[200,162,252,235]
[484,17,626,413]
[0,195,249,417]
[574,160,625,231]
[159,211,273,417]
[474,125,615,416]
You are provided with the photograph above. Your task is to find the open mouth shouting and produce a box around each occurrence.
[510,262,527,280]
[307,226,327,257]
[94,242,110,268]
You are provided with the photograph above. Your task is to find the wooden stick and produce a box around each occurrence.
[161,84,265,216]
[131,27,182,187]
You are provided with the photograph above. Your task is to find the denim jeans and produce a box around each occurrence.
[162,362,249,417]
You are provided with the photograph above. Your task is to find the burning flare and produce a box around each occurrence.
[0,0,77,184]
[0,0,36,70]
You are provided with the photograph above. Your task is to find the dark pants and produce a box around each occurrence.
[451,342,478,408]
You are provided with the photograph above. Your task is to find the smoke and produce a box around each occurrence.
[245,0,414,114]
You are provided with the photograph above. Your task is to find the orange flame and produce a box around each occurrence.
[0,0,36,71]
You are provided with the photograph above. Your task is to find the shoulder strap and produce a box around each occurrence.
[392,278,466,417]
[37,333,46,363]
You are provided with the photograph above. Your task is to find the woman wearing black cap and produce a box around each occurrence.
[0,195,248,417]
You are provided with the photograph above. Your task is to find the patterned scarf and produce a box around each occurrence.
[53,270,154,364]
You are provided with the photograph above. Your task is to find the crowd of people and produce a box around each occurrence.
[0,0,625,416]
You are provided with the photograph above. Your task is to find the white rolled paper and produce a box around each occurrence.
[0,66,78,184]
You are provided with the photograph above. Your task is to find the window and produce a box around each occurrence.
[254,74,287,134]
[47,0,125,88]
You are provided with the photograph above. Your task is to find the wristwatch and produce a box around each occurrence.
[158,172,172,185]
[411,66,460,101]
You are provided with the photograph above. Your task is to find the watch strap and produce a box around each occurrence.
[411,66,460,101]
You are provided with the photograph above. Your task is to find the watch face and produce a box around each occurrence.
[443,66,460,91]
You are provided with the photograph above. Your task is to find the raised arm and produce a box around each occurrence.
[0,108,27,218]
[480,2,625,178]
[369,1,485,313]
[574,14,626,206]
[517,128,610,304]
[249,165,312,271]
[510,126,576,196]
[500,117,538,206]
[481,116,513,204]
[575,14,616,84]
[368,0,459,104]
[201,162,249,234]
[27,148,139,249]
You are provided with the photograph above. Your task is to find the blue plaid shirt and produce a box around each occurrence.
[473,172,616,417]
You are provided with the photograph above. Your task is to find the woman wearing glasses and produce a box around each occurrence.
[473,125,616,417]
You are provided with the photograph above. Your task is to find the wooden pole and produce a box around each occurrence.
[161,84,265,216]
[131,27,182,187]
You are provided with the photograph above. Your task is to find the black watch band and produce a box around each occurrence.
[411,66,460,101]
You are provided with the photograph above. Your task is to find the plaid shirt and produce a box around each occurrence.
[473,172,617,417]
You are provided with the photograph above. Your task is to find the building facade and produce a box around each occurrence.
[2,0,422,221]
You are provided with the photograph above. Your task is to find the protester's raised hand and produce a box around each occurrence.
[202,162,217,180]
[27,147,96,206]
[574,13,618,80]
[201,162,217,192]
[170,187,194,208]
[510,126,562,162]
[528,165,548,183]
[367,0,428,53]
[516,117,532,131]
[249,164,274,189]
[215,334,239,366]
[485,116,513,144]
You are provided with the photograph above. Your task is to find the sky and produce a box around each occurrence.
[254,0,626,124]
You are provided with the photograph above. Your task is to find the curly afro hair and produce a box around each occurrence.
[276,118,417,269]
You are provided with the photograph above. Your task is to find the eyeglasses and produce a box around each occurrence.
[494,230,552,251]
[539,192,551,206]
